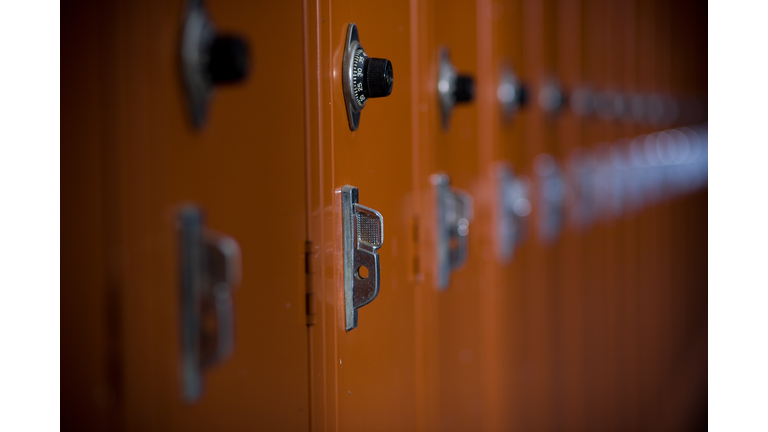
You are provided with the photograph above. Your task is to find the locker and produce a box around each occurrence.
[479,1,531,430]
[515,1,565,430]
[413,1,486,430]
[303,2,420,431]
[553,1,589,430]
[62,0,708,430]
[63,0,309,430]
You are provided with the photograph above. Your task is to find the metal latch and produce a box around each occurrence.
[341,186,384,331]
[534,154,566,243]
[567,148,597,229]
[178,206,241,402]
[495,164,532,262]
[432,174,473,290]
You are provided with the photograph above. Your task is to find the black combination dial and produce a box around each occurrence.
[207,35,249,85]
[351,48,394,107]
[181,0,251,129]
[438,47,476,129]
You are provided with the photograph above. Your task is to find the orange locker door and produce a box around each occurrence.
[553,0,589,430]
[481,0,537,429]
[517,1,564,430]
[411,0,488,430]
[303,2,420,431]
[64,0,310,430]
[476,0,530,430]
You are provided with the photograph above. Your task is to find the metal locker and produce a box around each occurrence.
[63,0,310,430]
[303,2,421,431]
[476,0,532,430]
[582,1,624,429]
[553,1,590,430]
[410,0,488,430]
[515,1,565,430]
[61,0,709,430]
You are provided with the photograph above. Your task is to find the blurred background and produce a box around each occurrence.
[62,0,707,430]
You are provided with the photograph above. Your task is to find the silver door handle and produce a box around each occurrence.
[341,186,384,331]
[534,154,565,243]
[178,206,241,402]
[496,164,531,262]
[432,173,474,290]
[202,231,240,366]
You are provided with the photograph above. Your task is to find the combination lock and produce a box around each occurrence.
[342,23,394,131]
[498,65,528,120]
[438,47,476,129]
[181,0,250,129]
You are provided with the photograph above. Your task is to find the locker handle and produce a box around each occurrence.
[534,154,565,243]
[341,185,384,331]
[179,206,241,402]
[496,164,531,262]
[432,173,474,290]
[202,232,240,366]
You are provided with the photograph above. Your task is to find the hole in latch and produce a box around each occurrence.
[355,265,369,280]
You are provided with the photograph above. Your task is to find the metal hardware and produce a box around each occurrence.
[646,94,665,126]
[438,47,475,129]
[630,134,654,208]
[179,206,241,402]
[305,241,317,326]
[594,144,621,219]
[181,0,250,128]
[679,126,706,193]
[534,154,565,243]
[662,95,679,126]
[341,23,394,131]
[495,164,531,262]
[538,80,564,114]
[654,131,677,202]
[643,133,666,205]
[618,94,635,123]
[570,87,597,117]
[341,186,384,331]
[341,24,363,130]
[630,93,646,123]
[567,148,597,229]
[596,90,619,121]
[612,139,641,214]
[498,66,527,120]
[609,141,632,217]
[432,174,473,290]
[596,91,631,121]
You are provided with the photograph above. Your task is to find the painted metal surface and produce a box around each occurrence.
[303,1,420,430]
[63,0,310,430]
[62,0,708,431]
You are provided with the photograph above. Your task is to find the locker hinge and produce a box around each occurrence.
[305,241,316,326]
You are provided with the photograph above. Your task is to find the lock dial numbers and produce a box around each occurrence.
[352,48,368,107]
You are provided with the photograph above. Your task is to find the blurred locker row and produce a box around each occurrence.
[62,0,707,430]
